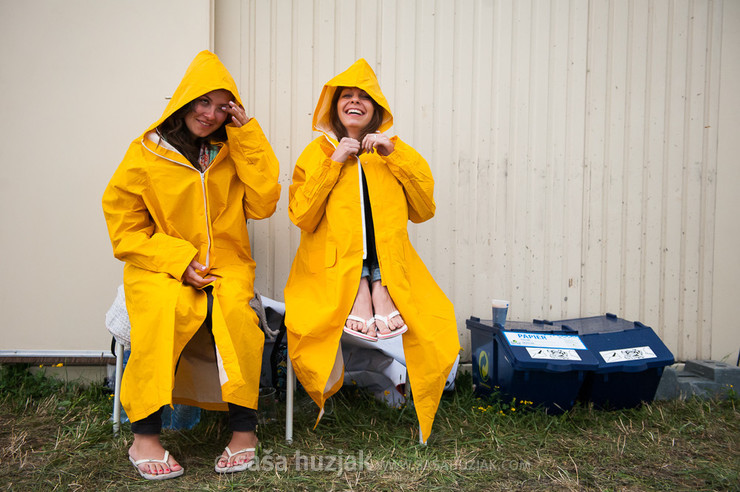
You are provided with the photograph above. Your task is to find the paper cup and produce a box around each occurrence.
[491,299,509,328]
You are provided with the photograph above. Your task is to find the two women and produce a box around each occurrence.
[102,51,280,479]
[284,59,460,443]
[104,54,459,482]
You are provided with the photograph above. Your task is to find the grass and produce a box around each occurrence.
[0,363,738,491]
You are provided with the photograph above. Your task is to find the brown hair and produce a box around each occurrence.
[157,99,229,166]
[329,86,384,144]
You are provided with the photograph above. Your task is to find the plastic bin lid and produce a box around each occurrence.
[551,313,646,335]
[552,314,674,372]
[466,317,600,372]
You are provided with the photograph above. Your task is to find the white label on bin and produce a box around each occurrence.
[600,346,657,363]
[504,331,587,350]
[526,347,582,361]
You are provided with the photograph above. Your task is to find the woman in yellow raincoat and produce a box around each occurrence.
[284,59,460,443]
[102,51,280,479]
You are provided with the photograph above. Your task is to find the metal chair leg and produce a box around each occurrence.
[113,341,124,436]
[285,357,295,443]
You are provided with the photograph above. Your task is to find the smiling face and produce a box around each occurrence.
[336,87,375,139]
[184,89,233,138]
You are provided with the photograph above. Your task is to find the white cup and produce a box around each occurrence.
[491,299,509,328]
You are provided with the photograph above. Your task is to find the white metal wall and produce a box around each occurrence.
[215,0,733,362]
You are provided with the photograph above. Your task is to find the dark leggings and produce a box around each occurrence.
[131,286,258,435]
[131,403,257,435]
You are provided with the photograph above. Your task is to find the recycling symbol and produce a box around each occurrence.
[478,350,489,381]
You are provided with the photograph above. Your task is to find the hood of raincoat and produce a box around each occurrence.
[312,58,393,138]
[144,50,243,134]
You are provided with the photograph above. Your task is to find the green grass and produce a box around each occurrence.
[0,364,738,491]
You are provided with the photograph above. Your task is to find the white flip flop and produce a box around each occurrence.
[375,311,408,340]
[343,315,378,342]
[129,450,184,480]
[214,446,257,474]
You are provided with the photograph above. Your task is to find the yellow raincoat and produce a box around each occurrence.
[284,59,460,442]
[102,51,281,422]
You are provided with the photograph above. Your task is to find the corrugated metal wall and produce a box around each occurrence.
[216,0,724,361]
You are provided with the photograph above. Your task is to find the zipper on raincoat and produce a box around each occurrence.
[142,137,213,270]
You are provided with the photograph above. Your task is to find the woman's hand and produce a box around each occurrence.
[362,133,394,156]
[224,100,249,127]
[331,137,361,163]
[183,259,217,288]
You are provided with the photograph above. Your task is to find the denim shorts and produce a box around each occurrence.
[361,260,382,282]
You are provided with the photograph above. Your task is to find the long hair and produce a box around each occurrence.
[157,100,229,165]
[329,86,384,144]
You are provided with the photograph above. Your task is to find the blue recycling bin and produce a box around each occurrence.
[466,317,600,413]
[553,313,674,409]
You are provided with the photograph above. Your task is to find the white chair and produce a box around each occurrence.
[112,341,125,436]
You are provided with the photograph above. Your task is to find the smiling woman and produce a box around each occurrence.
[102,50,280,480]
[284,59,460,443]
[184,90,232,138]
[157,88,248,170]
[331,87,383,143]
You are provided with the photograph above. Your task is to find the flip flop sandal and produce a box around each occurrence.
[215,446,257,473]
[343,315,378,341]
[375,311,408,340]
[129,450,184,480]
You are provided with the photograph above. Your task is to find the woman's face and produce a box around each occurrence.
[336,87,375,139]
[184,89,233,138]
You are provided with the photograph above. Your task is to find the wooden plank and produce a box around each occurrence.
[623,0,649,320]
[663,0,689,357]
[492,0,515,319]
[581,0,610,316]
[470,0,495,328]
[643,0,670,338]
[527,0,550,319]
[545,0,571,319]
[451,0,476,317]
[681,0,710,359]
[563,0,589,319]
[700,0,722,359]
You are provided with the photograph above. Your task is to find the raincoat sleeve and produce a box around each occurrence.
[226,118,281,220]
[102,151,198,281]
[288,139,344,232]
[382,137,436,223]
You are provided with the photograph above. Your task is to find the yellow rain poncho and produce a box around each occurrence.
[284,59,460,442]
[102,51,281,422]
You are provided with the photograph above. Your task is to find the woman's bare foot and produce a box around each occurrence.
[217,430,258,469]
[345,277,376,337]
[371,280,406,336]
[129,433,182,477]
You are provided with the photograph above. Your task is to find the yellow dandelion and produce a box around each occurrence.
[54,363,63,367]
[511,408,516,412]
